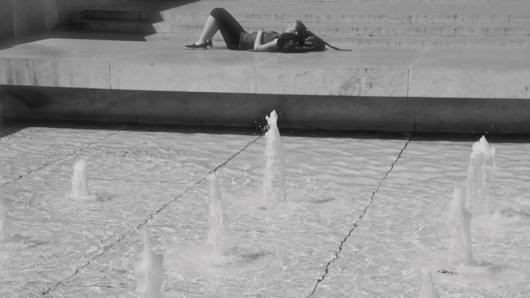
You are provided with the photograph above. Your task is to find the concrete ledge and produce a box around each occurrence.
[1,58,111,89]
[1,35,530,133]
[1,37,530,99]
[3,86,530,134]
[408,48,530,98]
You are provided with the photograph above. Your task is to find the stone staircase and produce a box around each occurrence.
[67,0,530,47]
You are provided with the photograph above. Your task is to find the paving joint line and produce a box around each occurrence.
[307,133,414,297]
[39,134,263,296]
[0,126,126,190]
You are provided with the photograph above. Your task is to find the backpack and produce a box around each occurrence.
[279,31,351,53]
[302,33,326,51]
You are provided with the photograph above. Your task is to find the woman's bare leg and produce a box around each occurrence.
[195,15,218,44]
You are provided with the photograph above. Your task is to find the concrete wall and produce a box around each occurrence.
[3,86,530,134]
[0,0,130,46]
[56,0,132,23]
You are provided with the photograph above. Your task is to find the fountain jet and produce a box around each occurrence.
[207,172,226,256]
[448,187,473,266]
[71,159,95,200]
[418,268,439,298]
[261,110,286,207]
[135,231,163,298]
[465,136,495,216]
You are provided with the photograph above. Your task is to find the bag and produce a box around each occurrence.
[302,33,326,51]
[279,31,351,53]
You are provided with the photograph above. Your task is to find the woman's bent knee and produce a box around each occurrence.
[210,7,228,19]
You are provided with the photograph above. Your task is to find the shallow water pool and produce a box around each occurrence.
[0,124,529,297]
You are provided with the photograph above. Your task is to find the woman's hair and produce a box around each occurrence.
[277,20,310,52]
[294,20,307,36]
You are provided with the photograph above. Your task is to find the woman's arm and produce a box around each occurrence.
[253,30,278,51]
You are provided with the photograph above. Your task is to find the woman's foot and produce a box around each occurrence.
[184,40,212,49]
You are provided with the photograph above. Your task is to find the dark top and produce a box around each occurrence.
[239,31,280,50]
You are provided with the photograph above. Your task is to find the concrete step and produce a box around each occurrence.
[73,11,530,28]
[155,21,530,36]
[193,0,527,2]
[184,0,530,5]
[68,19,156,34]
[71,17,530,36]
[71,0,530,24]
[64,0,530,47]
[159,0,530,18]
[74,9,163,22]
[160,13,530,25]
[335,36,530,47]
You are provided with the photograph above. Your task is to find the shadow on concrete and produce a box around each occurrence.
[62,0,201,41]
[412,132,530,143]
[0,123,23,139]
[0,0,201,49]
[1,118,261,137]
[152,0,201,11]
[1,87,27,138]
[4,118,530,143]
[277,128,530,143]
[4,86,530,138]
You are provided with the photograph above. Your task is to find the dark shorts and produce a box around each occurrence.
[210,8,245,50]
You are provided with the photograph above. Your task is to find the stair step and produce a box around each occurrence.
[193,0,528,2]
[70,17,530,37]
[64,0,530,48]
[158,0,530,17]
[74,1,530,24]
[77,9,163,22]
[146,32,530,48]
[152,21,530,36]
[160,13,530,25]
[69,19,156,34]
